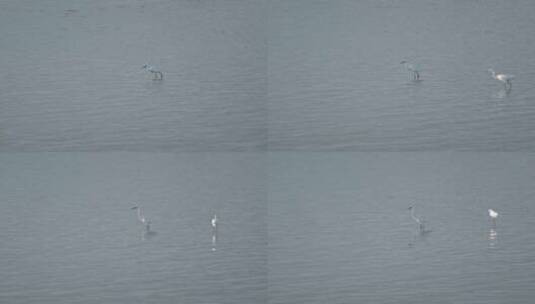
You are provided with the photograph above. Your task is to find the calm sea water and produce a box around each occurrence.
[0,153,267,304]
[268,0,535,150]
[2,0,535,303]
[4,153,534,303]
[2,0,535,151]
[269,152,535,303]
[0,0,266,151]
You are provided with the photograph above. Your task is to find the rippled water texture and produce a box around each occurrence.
[269,152,535,303]
[0,0,266,151]
[268,0,535,150]
[0,153,267,304]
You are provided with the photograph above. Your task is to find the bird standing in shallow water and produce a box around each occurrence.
[400,61,420,80]
[131,205,152,232]
[488,208,498,225]
[488,69,514,89]
[211,214,217,229]
[408,204,430,234]
[211,214,218,251]
[142,64,164,80]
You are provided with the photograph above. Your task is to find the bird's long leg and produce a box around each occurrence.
[137,208,145,223]
[158,71,163,80]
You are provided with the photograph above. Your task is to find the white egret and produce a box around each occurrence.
[488,208,498,225]
[408,204,429,234]
[211,214,218,251]
[211,214,217,229]
[488,69,514,89]
[131,205,152,232]
[142,64,163,80]
[400,61,420,80]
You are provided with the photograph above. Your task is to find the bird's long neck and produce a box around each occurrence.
[489,69,497,78]
[137,208,144,222]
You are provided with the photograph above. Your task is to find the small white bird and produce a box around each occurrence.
[488,69,514,89]
[211,214,217,228]
[400,61,420,80]
[488,208,499,219]
[142,64,164,80]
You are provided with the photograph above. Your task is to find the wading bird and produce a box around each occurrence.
[488,208,498,225]
[211,214,217,229]
[488,69,514,89]
[142,64,163,80]
[211,214,218,251]
[400,61,420,80]
[408,204,430,234]
[131,205,152,232]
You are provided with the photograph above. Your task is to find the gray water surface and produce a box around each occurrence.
[3,1,535,303]
[268,0,535,150]
[0,153,267,304]
[0,0,266,151]
[269,152,535,303]
[2,0,535,151]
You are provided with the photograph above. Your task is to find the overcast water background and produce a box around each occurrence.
[0,0,266,151]
[268,0,535,150]
[2,0,535,151]
[0,153,267,304]
[269,152,535,304]
[2,0,535,303]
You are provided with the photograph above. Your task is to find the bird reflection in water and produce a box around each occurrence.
[488,228,497,248]
[211,234,217,251]
[488,209,499,248]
